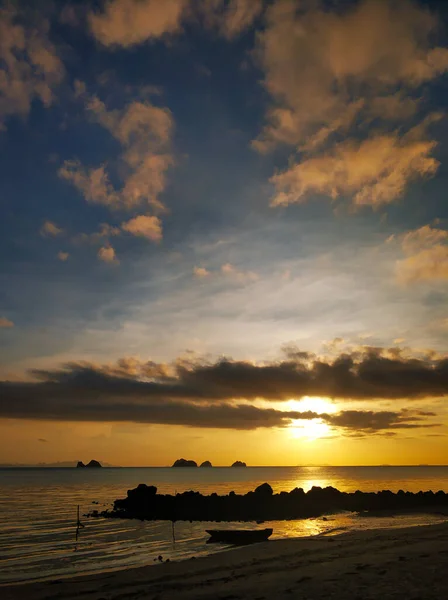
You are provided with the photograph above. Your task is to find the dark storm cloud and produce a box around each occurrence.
[23,346,448,402]
[325,410,438,432]
[0,351,442,432]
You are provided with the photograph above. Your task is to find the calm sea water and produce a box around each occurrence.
[1,466,447,585]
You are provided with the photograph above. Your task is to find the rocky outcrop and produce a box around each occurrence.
[97,484,448,522]
[77,460,102,468]
[200,461,213,467]
[231,461,247,467]
[172,458,198,467]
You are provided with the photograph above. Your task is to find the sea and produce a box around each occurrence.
[1,465,448,586]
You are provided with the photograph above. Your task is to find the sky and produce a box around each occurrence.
[0,0,448,467]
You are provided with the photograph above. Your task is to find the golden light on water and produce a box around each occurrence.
[286,396,337,441]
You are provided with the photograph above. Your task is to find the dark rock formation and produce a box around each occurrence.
[231,461,247,467]
[172,458,198,467]
[96,483,448,523]
[200,461,213,467]
[77,460,102,468]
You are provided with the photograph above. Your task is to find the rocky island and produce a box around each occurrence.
[231,460,247,467]
[96,483,448,523]
[199,461,212,467]
[171,458,197,467]
[76,460,102,468]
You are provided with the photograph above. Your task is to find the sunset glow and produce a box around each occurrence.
[0,0,447,467]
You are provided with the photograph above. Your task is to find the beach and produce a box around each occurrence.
[3,521,448,599]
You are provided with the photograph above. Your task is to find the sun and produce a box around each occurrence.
[285,396,336,441]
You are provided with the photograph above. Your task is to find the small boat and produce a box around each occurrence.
[206,528,273,545]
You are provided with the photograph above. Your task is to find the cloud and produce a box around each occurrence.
[221,262,259,282]
[198,0,263,40]
[6,345,448,406]
[40,221,63,237]
[87,0,262,48]
[98,246,119,264]
[194,266,211,278]
[271,128,440,208]
[74,223,121,245]
[88,0,188,47]
[395,225,448,284]
[254,0,448,208]
[57,251,69,261]
[121,215,162,242]
[325,409,438,433]
[0,359,440,432]
[37,438,48,443]
[0,6,64,128]
[0,317,14,328]
[59,96,174,215]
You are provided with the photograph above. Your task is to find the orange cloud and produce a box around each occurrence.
[89,0,188,47]
[57,251,69,261]
[396,225,448,284]
[254,0,448,208]
[0,7,64,129]
[193,266,210,278]
[271,129,439,208]
[199,0,263,39]
[40,221,64,236]
[121,215,162,242]
[0,317,14,328]
[87,0,262,48]
[73,223,121,246]
[97,246,119,264]
[59,95,174,220]
[221,262,258,282]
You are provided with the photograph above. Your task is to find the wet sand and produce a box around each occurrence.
[3,521,448,599]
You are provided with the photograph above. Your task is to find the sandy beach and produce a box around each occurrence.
[3,521,448,600]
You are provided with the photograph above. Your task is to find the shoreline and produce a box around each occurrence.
[3,520,448,599]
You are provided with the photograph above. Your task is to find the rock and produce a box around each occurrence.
[86,460,102,468]
[254,483,273,496]
[101,481,448,523]
[231,461,247,467]
[172,458,198,467]
[76,461,85,468]
[200,461,213,467]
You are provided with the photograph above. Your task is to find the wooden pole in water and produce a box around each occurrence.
[172,520,176,545]
[75,504,84,544]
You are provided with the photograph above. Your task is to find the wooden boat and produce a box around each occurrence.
[206,528,273,544]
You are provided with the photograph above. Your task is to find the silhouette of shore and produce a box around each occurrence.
[4,523,448,599]
[96,482,448,522]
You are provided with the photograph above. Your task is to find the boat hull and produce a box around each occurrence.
[206,528,273,545]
